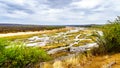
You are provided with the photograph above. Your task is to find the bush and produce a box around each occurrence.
[92,16,120,55]
[0,39,51,68]
[0,38,10,51]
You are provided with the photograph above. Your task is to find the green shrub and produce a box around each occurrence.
[0,39,51,68]
[92,16,120,55]
[0,38,9,66]
[0,38,9,51]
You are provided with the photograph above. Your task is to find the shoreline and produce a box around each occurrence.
[0,27,72,38]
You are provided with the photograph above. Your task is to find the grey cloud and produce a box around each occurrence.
[44,0,74,8]
[0,1,34,14]
[0,0,120,25]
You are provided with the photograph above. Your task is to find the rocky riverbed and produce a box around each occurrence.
[25,27,101,59]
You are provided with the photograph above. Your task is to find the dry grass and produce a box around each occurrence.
[74,39,94,47]
[1,27,71,40]
[41,53,120,68]
[81,53,120,68]
[41,53,92,68]
[41,43,67,50]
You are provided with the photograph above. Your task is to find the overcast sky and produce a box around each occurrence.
[0,0,120,25]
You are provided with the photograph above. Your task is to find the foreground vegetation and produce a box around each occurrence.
[93,16,120,55]
[0,38,51,68]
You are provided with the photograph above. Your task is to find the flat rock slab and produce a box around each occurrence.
[70,43,98,52]
[47,47,68,54]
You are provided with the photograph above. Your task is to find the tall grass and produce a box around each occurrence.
[42,51,92,68]
[92,16,120,55]
[0,38,51,68]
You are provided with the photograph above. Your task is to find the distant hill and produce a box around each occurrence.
[0,23,22,26]
[0,23,65,33]
[65,24,103,27]
[0,23,103,27]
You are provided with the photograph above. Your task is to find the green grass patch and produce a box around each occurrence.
[0,38,51,68]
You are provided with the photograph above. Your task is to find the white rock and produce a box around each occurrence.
[70,43,98,52]
[47,47,68,54]
[97,31,103,36]
[26,42,47,47]
[26,43,38,47]
[28,36,39,41]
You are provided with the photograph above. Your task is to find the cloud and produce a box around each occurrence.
[45,0,73,8]
[0,0,120,25]
[70,0,103,9]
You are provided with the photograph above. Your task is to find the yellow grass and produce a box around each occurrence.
[41,53,91,68]
[41,43,66,50]
[82,53,120,68]
[41,52,120,68]
[0,27,72,40]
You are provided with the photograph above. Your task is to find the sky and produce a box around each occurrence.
[0,0,120,25]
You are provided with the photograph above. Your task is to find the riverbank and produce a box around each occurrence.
[0,27,72,40]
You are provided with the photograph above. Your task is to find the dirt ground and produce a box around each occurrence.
[81,53,120,68]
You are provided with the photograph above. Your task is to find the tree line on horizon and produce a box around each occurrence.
[0,25,65,33]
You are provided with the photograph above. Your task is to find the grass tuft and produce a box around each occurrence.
[0,38,51,68]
